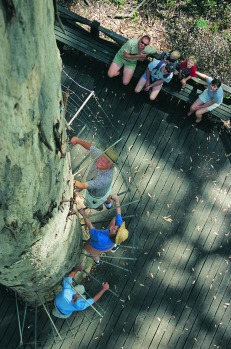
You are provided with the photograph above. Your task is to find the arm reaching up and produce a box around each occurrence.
[93,282,109,302]
[70,137,92,150]
[111,194,121,215]
[78,208,94,230]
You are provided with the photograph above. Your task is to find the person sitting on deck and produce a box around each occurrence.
[78,194,129,265]
[53,265,109,318]
[187,72,224,124]
[108,35,157,85]
[134,60,175,101]
[71,137,119,210]
[178,55,197,93]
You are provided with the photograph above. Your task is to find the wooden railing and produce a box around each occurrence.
[55,5,231,121]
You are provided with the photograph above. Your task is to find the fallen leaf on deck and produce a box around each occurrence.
[162,215,173,223]
[128,145,133,152]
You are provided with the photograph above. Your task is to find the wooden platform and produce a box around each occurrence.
[0,49,231,349]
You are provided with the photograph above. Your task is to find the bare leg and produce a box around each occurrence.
[135,76,147,93]
[195,107,209,123]
[84,241,100,262]
[108,62,122,78]
[149,84,162,101]
[122,67,135,85]
[188,98,204,116]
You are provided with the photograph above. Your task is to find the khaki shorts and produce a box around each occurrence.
[85,186,112,209]
[52,304,71,318]
[113,52,137,70]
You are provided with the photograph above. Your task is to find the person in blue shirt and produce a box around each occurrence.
[135,60,175,101]
[187,72,224,123]
[79,194,129,265]
[53,265,109,318]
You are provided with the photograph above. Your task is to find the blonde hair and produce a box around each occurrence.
[188,55,197,64]
[170,50,181,60]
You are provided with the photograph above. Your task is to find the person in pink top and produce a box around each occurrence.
[178,55,197,93]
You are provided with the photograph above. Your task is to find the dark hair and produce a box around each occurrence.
[211,78,221,88]
[141,35,151,42]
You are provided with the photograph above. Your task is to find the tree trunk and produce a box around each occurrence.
[0,0,81,305]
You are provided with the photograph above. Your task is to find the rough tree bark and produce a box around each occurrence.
[0,0,81,305]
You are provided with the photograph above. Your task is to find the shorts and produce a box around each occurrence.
[52,304,71,319]
[113,52,137,70]
[199,91,221,111]
[84,240,115,254]
[85,186,112,209]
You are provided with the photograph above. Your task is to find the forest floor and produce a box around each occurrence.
[59,0,231,86]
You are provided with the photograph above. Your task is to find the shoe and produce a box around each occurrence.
[110,245,120,253]
[104,202,112,209]
[94,260,102,265]
[224,120,231,129]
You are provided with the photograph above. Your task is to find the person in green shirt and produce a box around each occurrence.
[108,36,157,85]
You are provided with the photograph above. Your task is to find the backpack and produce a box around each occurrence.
[151,60,170,79]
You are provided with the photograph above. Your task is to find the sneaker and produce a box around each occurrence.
[110,245,120,253]
[104,202,112,209]
[94,260,102,265]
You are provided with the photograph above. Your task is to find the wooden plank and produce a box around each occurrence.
[91,104,194,343]
[119,127,224,346]
[119,135,215,343]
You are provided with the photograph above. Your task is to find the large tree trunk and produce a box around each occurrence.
[0,0,81,305]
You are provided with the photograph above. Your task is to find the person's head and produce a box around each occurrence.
[138,35,151,50]
[210,78,221,91]
[169,50,181,62]
[109,222,129,244]
[96,155,113,170]
[187,55,197,68]
[72,285,85,303]
[109,225,120,238]
[96,148,119,170]
[161,62,175,75]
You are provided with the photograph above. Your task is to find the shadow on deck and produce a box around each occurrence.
[0,48,230,349]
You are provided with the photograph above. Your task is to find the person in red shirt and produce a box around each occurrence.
[178,55,197,93]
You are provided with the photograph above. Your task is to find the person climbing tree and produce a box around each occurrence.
[71,137,119,210]
[78,194,129,265]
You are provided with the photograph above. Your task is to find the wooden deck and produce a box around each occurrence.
[0,48,230,349]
